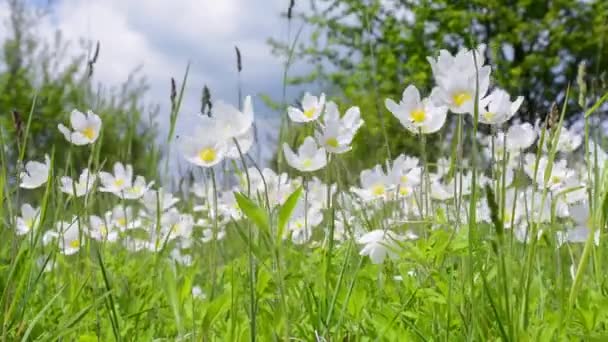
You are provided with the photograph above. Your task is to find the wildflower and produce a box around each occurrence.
[88,214,119,242]
[556,201,600,247]
[15,204,40,235]
[478,88,524,125]
[283,136,327,172]
[351,165,393,202]
[288,92,325,123]
[142,187,179,213]
[201,228,226,243]
[543,126,582,153]
[180,117,228,168]
[111,206,141,231]
[388,155,421,197]
[357,229,402,264]
[285,199,323,244]
[506,122,536,151]
[315,119,355,154]
[99,162,133,195]
[161,209,194,241]
[385,85,447,134]
[121,176,154,200]
[59,169,96,197]
[20,155,50,189]
[428,45,491,114]
[57,218,82,255]
[214,96,254,138]
[58,109,101,145]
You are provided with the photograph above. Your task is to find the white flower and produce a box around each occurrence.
[181,117,228,168]
[56,218,82,255]
[288,92,325,123]
[121,176,154,200]
[142,187,179,213]
[544,126,582,153]
[213,96,254,138]
[201,228,226,243]
[58,109,101,145]
[88,214,119,242]
[161,209,194,241]
[20,155,50,189]
[315,120,353,154]
[386,85,448,134]
[15,204,40,235]
[351,165,393,202]
[478,88,524,125]
[192,286,206,299]
[428,45,492,114]
[111,206,141,231]
[285,199,323,245]
[556,201,600,247]
[388,155,421,197]
[283,136,327,172]
[226,127,255,159]
[357,229,402,264]
[99,162,133,195]
[60,169,96,197]
[506,122,536,151]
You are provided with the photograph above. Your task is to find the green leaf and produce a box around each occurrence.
[235,192,270,232]
[277,186,302,240]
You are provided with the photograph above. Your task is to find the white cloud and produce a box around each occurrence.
[2,0,313,169]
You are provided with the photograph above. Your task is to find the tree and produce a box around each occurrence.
[270,0,608,169]
[0,0,160,179]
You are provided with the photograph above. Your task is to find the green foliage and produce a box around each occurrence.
[0,1,160,179]
[270,0,608,168]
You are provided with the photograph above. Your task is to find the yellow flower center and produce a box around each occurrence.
[114,179,125,187]
[198,148,217,163]
[302,159,313,168]
[410,109,426,123]
[483,112,495,121]
[117,218,127,227]
[400,175,408,184]
[372,184,385,196]
[303,108,316,119]
[399,187,409,196]
[550,176,561,185]
[129,186,141,194]
[69,239,80,248]
[326,137,339,148]
[25,219,34,229]
[82,127,96,140]
[453,92,472,107]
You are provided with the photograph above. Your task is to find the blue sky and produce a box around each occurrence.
[1,0,314,163]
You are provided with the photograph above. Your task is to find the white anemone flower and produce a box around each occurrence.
[213,96,254,138]
[60,169,96,197]
[15,204,41,235]
[226,127,254,159]
[88,213,119,242]
[351,165,393,202]
[427,45,491,115]
[111,206,141,231]
[58,109,102,145]
[57,218,82,255]
[357,229,403,264]
[386,85,448,134]
[288,92,326,123]
[285,199,323,245]
[283,136,327,172]
[478,88,524,125]
[121,176,154,200]
[315,102,363,154]
[506,122,537,151]
[20,155,50,189]
[142,187,179,213]
[181,117,228,168]
[556,201,600,247]
[427,45,487,80]
[99,162,133,195]
[544,126,582,153]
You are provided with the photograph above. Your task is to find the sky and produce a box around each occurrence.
[1,0,313,164]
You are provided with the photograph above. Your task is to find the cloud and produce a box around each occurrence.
[2,0,314,169]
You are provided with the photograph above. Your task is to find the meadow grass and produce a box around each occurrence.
[2,44,608,342]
